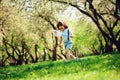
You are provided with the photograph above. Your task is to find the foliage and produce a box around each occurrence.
[50,0,120,52]
[71,19,99,54]
[0,0,120,66]
[0,0,58,64]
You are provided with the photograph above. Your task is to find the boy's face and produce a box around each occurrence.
[58,26,65,31]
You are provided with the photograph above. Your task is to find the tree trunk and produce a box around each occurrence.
[104,43,113,53]
[43,48,46,61]
[34,44,38,62]
[17,55,24,65]
[52,37,58,60]
[115,40,120,51]
[24,42,35,63]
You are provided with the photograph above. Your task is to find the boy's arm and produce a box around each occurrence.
[70,34,75,38]
[69,29,75,38]
[59,36,63,48]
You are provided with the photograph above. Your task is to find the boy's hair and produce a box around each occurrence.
[57,21,68,29]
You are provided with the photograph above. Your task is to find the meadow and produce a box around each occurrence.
[0,52,120,80]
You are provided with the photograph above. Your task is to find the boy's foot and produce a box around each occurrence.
[74,57,78,61]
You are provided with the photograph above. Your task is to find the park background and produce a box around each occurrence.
[0,0,120,80]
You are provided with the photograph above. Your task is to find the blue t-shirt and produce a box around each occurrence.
[61,28,73,43]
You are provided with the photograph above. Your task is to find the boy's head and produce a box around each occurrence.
[57,21,68,31]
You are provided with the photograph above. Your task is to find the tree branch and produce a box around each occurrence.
[86,0,109,29]
[116,29,120,39]
[50,0,111,40]
[112,18,119,30]
[38,13,56,29]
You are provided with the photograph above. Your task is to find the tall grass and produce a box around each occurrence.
[0,52,120,80]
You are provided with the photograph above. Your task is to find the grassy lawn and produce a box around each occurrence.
[0,52,120,80]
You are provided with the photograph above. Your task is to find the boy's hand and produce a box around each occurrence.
[70,34,75,38]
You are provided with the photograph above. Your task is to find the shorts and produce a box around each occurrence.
[64,42,72,50]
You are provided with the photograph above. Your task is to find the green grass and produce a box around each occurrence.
[0,52,120,80]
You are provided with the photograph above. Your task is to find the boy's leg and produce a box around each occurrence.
[65,43,77,60]
[69,51,77,60]
[65,50,77,61]
[60,54,66,60]
[65,50,71,60]
[70,53,76,59]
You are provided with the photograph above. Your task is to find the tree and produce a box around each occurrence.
[0,0,66,66]
[49,0,120,52]
[115,0,120,17]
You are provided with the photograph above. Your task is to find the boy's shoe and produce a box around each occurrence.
[74,57,78,61]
